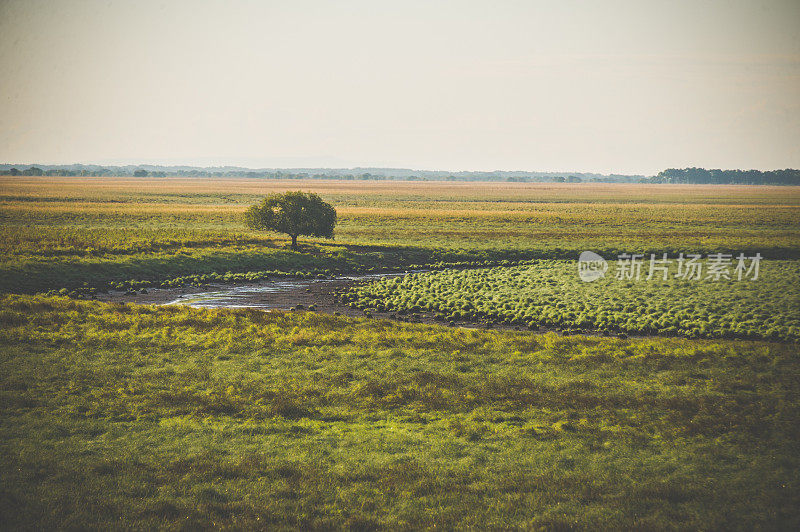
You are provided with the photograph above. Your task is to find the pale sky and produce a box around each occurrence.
[1,0,798,174]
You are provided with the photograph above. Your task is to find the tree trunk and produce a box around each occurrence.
[291,234,298,250]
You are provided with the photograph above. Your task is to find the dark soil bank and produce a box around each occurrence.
[95,274,522,332]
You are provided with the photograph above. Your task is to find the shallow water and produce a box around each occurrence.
[162,272,403,310]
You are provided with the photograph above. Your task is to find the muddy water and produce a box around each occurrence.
[161,273,401,310]
[97,272,412,321]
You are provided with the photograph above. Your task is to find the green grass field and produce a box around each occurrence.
[2,178,800,293]
[1,177,800,529]
[1,295,798,529]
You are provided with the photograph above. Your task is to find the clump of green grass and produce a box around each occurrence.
[347,260,800,341]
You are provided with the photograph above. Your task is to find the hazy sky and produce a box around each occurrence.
[1,0,798,174]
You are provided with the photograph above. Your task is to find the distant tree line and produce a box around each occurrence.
[0,164,646,182]
[652,168,800,185]
[2,164,798,184]
[3,166,170,178]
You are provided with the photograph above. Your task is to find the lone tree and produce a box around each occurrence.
[244,191,337,250]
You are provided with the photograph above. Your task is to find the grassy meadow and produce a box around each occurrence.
[1,295,798,529]
[1,176,800,529]
[3,178,800,293]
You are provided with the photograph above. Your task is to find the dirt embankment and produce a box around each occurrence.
[94,275,533,332]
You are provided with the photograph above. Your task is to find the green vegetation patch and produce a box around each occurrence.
[345,260,800,341]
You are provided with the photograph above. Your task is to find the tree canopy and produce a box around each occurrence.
[654,168,800,185]
[244,191,336,250]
